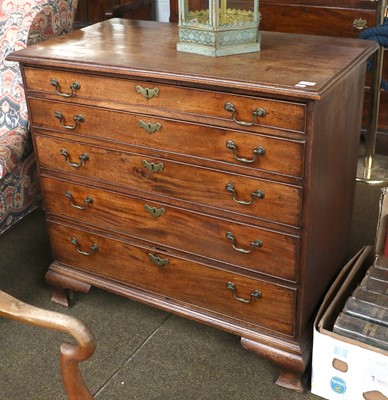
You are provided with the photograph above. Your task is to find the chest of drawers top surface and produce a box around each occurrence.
[9,19,377,99]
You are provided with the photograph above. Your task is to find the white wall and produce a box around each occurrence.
[156,0,170,22]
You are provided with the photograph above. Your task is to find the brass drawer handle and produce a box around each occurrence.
[50,78,80,97]
[136,85,159,100]
[225,183,265,205]
[224,102,266,126]
[70,237,99,256]
[142,159,164,173]
[226,282,262,304]
[54,111,84,130]
[65,191,93,210]
[138,120,162,134]
[60,149,89,168]
[144,204,166,218]
[353,18,367,30]
[148,253,169,267]
[226,140,266,164]
[226,231,263,254]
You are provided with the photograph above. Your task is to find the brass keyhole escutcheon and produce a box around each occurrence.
[144,204,166,218]
[138,120,162,134]
[136,85,160,100]
[148,253,169,267]
[142,160,164,173]
[353,18,367,30]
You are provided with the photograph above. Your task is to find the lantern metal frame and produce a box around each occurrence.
[177,0,261,56]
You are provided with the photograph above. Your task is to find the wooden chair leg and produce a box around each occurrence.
[0,290,96,400]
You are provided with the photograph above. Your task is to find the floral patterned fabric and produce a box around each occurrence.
[0,126,29,179]
[0,0,78,233]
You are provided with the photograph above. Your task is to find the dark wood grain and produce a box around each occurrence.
[9,20,376,99]
[25,74,307,133]
[35,135,302,227]
[260,4,377,37]
[13,20,377,392]
[47,221,296,336]
[40,175,300,281]
[27,94,305,178]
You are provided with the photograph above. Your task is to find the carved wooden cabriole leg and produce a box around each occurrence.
[46,268,91,307]
[240,337,311,393]
[0,290,96,400]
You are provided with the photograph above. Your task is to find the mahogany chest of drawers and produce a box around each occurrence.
[9,20,377,392]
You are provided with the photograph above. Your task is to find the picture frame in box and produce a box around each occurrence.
[375,187,388,256]
[311,246,388,400]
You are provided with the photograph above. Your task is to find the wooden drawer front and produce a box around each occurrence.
[48,221,296,335]
[35,136,303,228]
[260,4,376,38]
[25,70,306,133]
[29,99,305,178]
[41,177,299,282]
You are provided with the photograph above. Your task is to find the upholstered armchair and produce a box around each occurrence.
[0,0,78,234]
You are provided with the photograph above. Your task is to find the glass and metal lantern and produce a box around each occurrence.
[177,0,260,56]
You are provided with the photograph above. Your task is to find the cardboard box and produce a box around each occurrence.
[311,187,388,400]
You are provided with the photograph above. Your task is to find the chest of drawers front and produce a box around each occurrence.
[12,20,377,392]
[30,68,303,308]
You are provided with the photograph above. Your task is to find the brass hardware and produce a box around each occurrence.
[144,204,166,218]
[142,159,164,173]
[224,102,266,126]
[226,140,266,164]
[353,18,368,30]
[70,237,99,256]
[54,111,84,130]
[138,120,162,134]
[60,149,89,168]
[136,85,159,100]
[226,231,263,253]
[148,253,169,267]
[50,78,80,97]
[226,282,262,303]
[65,191,93,210]
[225,183,265,205]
